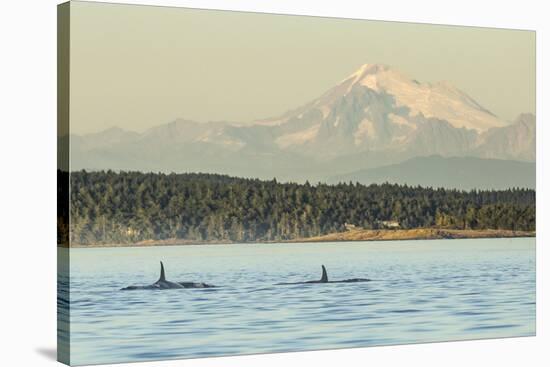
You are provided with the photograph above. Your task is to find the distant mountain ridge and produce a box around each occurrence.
[329,156,535,190]
[69,63,535,187]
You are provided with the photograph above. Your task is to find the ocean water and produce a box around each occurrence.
[60,238,535,365]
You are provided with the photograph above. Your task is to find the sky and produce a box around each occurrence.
[69,1,535,134]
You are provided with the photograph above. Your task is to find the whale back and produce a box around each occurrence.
[320,265,328,283]
[159,261,166,282]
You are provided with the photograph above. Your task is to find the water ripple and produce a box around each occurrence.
[64,238,536,365]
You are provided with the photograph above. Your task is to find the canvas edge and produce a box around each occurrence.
[57,1,71,365]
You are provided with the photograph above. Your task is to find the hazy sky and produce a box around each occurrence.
[70,1,535,134]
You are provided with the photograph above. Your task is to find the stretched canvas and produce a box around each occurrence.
[57,1,536,365]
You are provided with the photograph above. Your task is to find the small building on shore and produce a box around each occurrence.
[344,223,357,231]
[379,220,400,229]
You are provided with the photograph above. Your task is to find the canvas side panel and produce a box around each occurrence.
[57,2,71,365]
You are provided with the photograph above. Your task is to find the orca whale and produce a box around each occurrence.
[121,262,215,290]
[276,265,371,285]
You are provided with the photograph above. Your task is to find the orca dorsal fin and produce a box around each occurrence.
[320,265,328,283]
[159,261,166,282]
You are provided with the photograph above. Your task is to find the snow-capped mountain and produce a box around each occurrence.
[341,64,504,131]
[254,63,509,158]
[68,63,535,186]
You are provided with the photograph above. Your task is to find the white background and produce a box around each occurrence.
[0,0,547,366]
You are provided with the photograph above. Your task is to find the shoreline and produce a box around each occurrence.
[62,228,535,248]
[293,228,535,243]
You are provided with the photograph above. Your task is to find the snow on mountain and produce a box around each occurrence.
[341,64,504,131]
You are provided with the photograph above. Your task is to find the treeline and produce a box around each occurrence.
[66,170,536,245]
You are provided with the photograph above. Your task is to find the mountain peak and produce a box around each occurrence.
[351,63,392,75]
[338,63,505,132]
[514,113,535,125]
[345,63,402,85]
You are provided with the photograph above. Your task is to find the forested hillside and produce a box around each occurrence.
[66,170,535,245]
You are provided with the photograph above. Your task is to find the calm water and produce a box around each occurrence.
[60,238,535,366]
